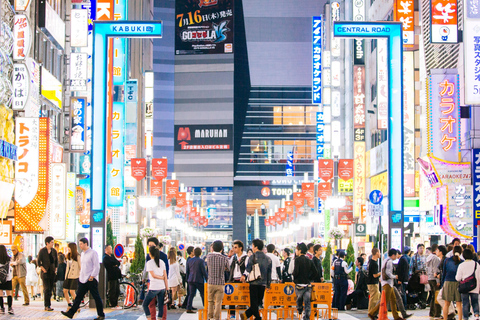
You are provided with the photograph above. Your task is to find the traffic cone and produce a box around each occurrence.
[125,283,135,307]
[378,290,388,320]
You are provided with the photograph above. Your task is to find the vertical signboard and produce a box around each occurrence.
[377,39,388,129]
[464,1,480,104]
[404,52,415,196]
[71,9,88,47]
[12,63,29,111]
[354,142,366,217]
[312,16,322,104]
[66,172,76,242]
[447,185,474,239]
[316,111,324,159]
[70,97,87,152]
[473,149,480,243]
[125,79,138,160]
[107,101,124,206]
[394,0,415,45]
[13,15,31,60]
[15,0,31,11]
[70,53,88,91]
[353,66,365,130]
[286,151,294,176]
[49,163,66,239]
[25,58,40,117]
[426,71,460,162]
[430,0,458,44]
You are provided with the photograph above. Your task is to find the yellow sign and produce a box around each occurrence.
[371,171,388,196]
[221,283,250,305]
[354,142,366,217]
[339,179,353,193]
[264,283,297,307]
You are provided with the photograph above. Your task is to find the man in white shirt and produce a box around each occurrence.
[265,244,281,282]
[228,240,247,319]
[61,238,105,320]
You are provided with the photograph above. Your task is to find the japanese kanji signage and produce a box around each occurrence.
[472,149,480,242]
[106,101,124,206]
[71,9,88,47]
[318,159,334,181]
[394,0,414,45]
[0,220,12,245]
[430,0,458,44]
[403,52,415,196]
[70,97,87,152]
[312,16,322,104]
[12,63,29,110]
[353,66,365,129]
[316,112,324,159]
[70,53,88,91]
[447,185,473,239]
[286,151,294,176]
[131,158,146,181]
[66,172,76,242]
[152,158,168,180]
[427,71,460,162]
[354,142,366,217]
[464,3,480,104]
[13,15,30,61]
[15,118,50,232]
[377,38,388,129]
[49,163,66,239]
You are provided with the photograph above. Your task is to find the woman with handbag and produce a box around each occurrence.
[455,248,480,320]
[442,246,463,320]
[63,243,81,310]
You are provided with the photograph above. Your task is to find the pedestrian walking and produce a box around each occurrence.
[167,247,182,309]
[282,248,293,283]
[367,248,381,314]
[63,242,81,309]
[206,240,229,320]
[0,245,14,315]
[103,245,122,309]
[266,244,281,283]
[332,250,352,311]
[240,239,272,320]
[186,247,208,313]
[37,236,58,311]
[396,247,410,308]
[435,246,455,320]
[143,246,168,320]
[312,245,324,283]
[426,244,442,319]
[442,245,463,320]
[292,243,317,320]
[61,238,105,320]
[56,254,66,301]
[228,240,247,319]
[26,256,38,301]
[10,245,29,306]
[455,248,480,320]
[368,248,404,320]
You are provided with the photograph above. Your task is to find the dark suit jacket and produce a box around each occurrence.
[312,256,324,282]
[186,256,208,284]
[37,247,58,274]
[103,254,122,281]
[397,255,410,283]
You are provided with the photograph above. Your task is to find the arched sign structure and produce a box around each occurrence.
[333,22,404,249]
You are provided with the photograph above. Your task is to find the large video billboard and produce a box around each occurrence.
[175,0,233,55]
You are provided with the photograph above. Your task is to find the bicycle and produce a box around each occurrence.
[77,278,139,310]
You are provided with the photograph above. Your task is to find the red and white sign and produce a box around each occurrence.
[318,159,334,181]
[279,208,287,221]
[152,158,168,180]
[264,218,270,227]
[176,192,186,208]
[338,211,354,225]
[431,0,458,43]
[285,201,294,216]
[338,159,354,181]
[0,220,12,245]
[127,198,136,224]
[15,0,31,11]
[14,15,31,60]
[302,183,315,199]
[261,187,270,197]
[166,180,179,200]
[293,192,304,207]
[151,180,162,197]
[131,158,146,181]
[96,0,114,20]
[318,183,332,201]
[394,0,414,45]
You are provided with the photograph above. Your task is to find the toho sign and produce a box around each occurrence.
[334,21,404,249]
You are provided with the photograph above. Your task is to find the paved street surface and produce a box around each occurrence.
[1,297,434,320]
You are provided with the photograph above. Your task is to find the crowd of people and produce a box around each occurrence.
[2,236,480,320]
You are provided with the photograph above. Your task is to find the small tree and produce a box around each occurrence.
[106,217,115,248]
[322,242,332,281]
[345,238,356,280]
[130,235,145,273]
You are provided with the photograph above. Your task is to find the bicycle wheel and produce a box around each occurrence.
[118,282,138,309]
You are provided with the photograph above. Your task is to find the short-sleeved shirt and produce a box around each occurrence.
[266,253,280,281]
[147,259,167,290]
[366,259,379,285]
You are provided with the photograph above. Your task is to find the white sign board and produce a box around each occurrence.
[12,63,29,110]
[70,53,88,91]
[13,15,31,60]
[49,163,66,239]
[71,9,88,47]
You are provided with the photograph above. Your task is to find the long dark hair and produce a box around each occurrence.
[149,246,160,268]
[453,245,463,264]
[0,245,9,264]
[67,242,79,262]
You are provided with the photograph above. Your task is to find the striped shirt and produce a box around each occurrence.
[206,252,229,286]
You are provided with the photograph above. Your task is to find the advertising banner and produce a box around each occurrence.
[427,72,460,162]
[127,197,136,224]
[447,185,473,239]
[354,39,365,65]
[338,159,354,181]
[404,51,415,196]
[70,97,87,152]
[377,39,388,129]
[15,0,31,11]
[286,151,294,176]
[318,182,331,201]
[131,158,146,181]
[293,192,304,208]
[70,53,88,92]
[25,58,40,117]
[166,180,179,202]
[316,111,324,159]
[318,159,334,181]
[302,182,315,201]
[15,118,50,232]
[312,16,322,104]
[353,66,365,129]
[430,0,458,44]
[394,0,414,45]
[473,149,480,240]
[12,63,29,111]
[41,67,62,110]
[0,220,12,245]
[106,102,125,206]
[464,5,480,104]
[71,9,88,47]
[354,142,366,217]
[177,192,187,208]
[152,158,168,180]
[285,201,294,216]
[13,15,31,60]
[151,180,162,197]
[49,163,66,239]
[175,0,233,55]
[66,172,76,242]
[76,187,86,215]
[174,124,233,151]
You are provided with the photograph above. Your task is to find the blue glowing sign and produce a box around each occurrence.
[286,151,294,177]
[0,139,17,161]
[334,21,403,215]
[70,97,87,152]
[473,149,480,248]
[316,111,324,159]
[312,16,322,104]
[91,21,162,211]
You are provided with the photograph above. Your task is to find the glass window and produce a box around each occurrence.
[283,106,304,125]
[273,106,282,125]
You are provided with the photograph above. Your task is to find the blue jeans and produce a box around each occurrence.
[143,289,166,318]
[461,293,479,320]
[295,286,312,320]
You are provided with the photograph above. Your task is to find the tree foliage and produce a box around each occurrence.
[130,235,145,274]
[322,242,332,281]
[345,238,356,280]
[106,217,115,248]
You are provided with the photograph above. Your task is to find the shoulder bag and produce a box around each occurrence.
[247,253,262,282]
[0,262,9,284]
[382,259,390,281]
[459,262,477,294]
